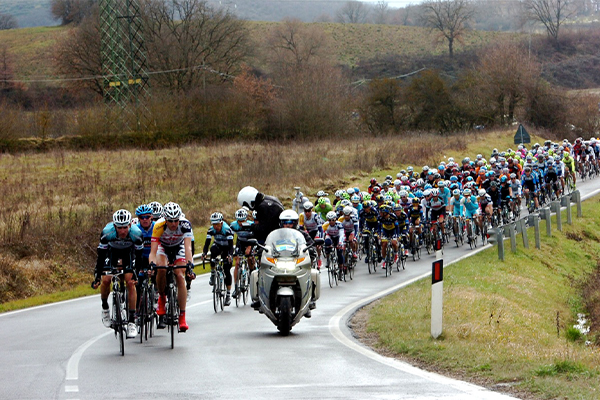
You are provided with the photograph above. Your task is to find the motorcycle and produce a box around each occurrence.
[249,229,323,336]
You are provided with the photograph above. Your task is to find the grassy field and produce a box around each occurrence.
[359,199,600,399]
[0,128,542,307]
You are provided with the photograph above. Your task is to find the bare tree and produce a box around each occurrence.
[142,0,251,93]
[523,0,575,47]
[265,18,332,74]
[54,11,104,96]
[336,1,370,24]
[371,1,390,24]
[51,0,96,25]
[0,13,18,30]
[420,0,474,58]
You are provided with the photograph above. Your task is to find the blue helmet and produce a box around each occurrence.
[135,204,153,216]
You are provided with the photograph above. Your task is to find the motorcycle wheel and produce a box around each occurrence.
[277,297,292,336]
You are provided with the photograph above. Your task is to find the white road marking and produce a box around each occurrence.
[64,385,79,392]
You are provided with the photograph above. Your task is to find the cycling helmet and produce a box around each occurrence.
[396,172,403,178]
[342,206,354,216]
[363,201,371,208]
[237,186,259,209]
[340,199,352,207]
[279,209,299,228]
[113,209,132,227]
[510,173,517,179]
[385,175,393,181]
[423,189,432,196]
[381,180,389,187]
[393,179,401,186]
[163,202,182,220]
[416,178,424,186]
[438,181,445,188]
[149,201,163,219]
[452,189,460,196]
[490,181,498,188]
[450,176,458,182]
[210,212,223,224]
[326,211,337,221]
[489,157,496,164]
[334,190,344,198]
[383,194,393,202]
[400,169,406,175]
[415,190,424,198]
[392,203,403,211]
[438,165,445,171]
[370,178,377,185]
[317,197,327,206]
[500,176,508,183]
[424,184,432,190]
[316,190,327,197]
[341,192,351,200]
[407,166,414,172]
[346,187,354,194]
[431,189,440,196]
[235,208,248,220]
[351,194,361,204]
[375,194,384,202]
[412,197,420,204]
[135,204,153,216]
[548,156,554,162]
[464,189,472,196]
[399,190,408,197]
[478,189,487,197]
[303,201,314,210]
[423,166,430,171]
[372,186,381,194]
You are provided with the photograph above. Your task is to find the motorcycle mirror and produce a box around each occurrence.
[247,239,258,245]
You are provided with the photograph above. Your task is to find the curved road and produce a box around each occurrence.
[2,179,598,400]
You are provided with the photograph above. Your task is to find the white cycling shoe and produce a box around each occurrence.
[101,309,111,328]
[126,322,137,339]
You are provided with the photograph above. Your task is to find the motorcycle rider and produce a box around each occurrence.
[238,186,285,309]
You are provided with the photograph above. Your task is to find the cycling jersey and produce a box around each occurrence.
[462,195,479,218]
[136,220,155,259]
[322,220,345,240]
[230,220,254,244]
[151,218,193,248]
[299,211,324,234]
[338,214,359,237]
[449,196,464,217]
[96,223,144,276]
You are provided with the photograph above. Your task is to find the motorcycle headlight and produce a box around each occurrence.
[275,260,299,272]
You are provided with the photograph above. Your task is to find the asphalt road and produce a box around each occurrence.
[1,179,598,400]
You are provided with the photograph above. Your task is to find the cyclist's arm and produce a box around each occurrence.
[184,237,193,263]
[148,241,159,265]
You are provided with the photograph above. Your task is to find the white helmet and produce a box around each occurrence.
[346,187,354,194]
[438,181,445,188]
[237,186,259,210]
[326,211,337,221]
[423,189,432,196]
[399,190,408,197]
[210,212,223,224]
[452,189,461,196]
[343,206,354,216]
[279,209,299,228]
[393,179,401,186]
[478,189,486,197]
[340,199,352,207]
[463,188,472,196]
[113,209,132,227]
[163,202,182,220]
[235,209,248,220]
[148,201,163,219]
[351,194,361,203]
[431,189,440,196]
[303,201,314,210]
[316,190,327,197]
[334,190,344,198]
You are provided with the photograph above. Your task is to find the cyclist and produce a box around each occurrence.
[134,204,155,311]
[149,202,194,331]
[461,188,480,239]
[392,203,409,256]
[562,152,576,188]
[315,197,333,222]
[299,201,324,267]
[521,166,540,210]
[322,211,345,272]
[498,176,514,217]
[360,200,381,263]
[339,206,359,260]
[230,209,255,300]
[91,209,143,339]
[428,189,446,241]
[201,212,235,307]
[477,189,494,228]
[544,160,562,199]
[379,205,399,268]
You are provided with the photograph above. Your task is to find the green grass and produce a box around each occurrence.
[363,197,600,399]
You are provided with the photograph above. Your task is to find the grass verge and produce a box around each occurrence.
[357,196,600,399]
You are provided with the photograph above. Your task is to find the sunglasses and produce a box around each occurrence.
[166,219,179,223]
[138,215,151,220]
[116,226,129,230]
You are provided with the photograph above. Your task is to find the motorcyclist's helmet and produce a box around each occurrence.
[279,209,299,228]
[237,186,259,210]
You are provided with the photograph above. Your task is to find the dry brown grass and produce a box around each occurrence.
[0,132,474,302]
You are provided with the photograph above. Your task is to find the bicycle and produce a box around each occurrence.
[104,268,128,356]
[465,217,478,249]
[235,251,253,307]
[564,171,575,193]
[343,238,356,281]
[382,238,394,278]
[409,225,421,261]
[136,269,156,343]
[451,216,464,247]
[156,262,185,349]
[207,256,226,313]
[362,229,378,274]
[324,245,339,287]
[397,234,407,271]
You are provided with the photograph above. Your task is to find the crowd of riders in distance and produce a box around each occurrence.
[90,137,598,335]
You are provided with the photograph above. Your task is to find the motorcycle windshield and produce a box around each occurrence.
[265,228,306,258]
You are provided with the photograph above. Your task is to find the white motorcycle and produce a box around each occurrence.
[249,229,322,336]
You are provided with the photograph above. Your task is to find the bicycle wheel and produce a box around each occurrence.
[327,253,334,288]
[168,286,176,349]
[148,284,156,338]
[367,242,375,274]
[218,271,224,311]
[138,286,147,344]
[242,267,249,305]
[348,257,354,280]
[113,290,125,356]
[384,249,392,277]
[235,263,243,308]
[212,278,219,313]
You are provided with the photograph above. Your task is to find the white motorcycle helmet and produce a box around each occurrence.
[279,209,299,228]
[238,186,259,210]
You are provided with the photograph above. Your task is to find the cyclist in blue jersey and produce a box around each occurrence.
[134,204,155,313]
[201,212,235,306]
[230,208,255,299]
[92,209,144,339]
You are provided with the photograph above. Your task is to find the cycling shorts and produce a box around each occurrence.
[465,209,480,219]
[430,208,445,221]
[381,229,397,241]
[157,243,186,264]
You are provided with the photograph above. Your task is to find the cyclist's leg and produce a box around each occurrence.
[124,271,137,323]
